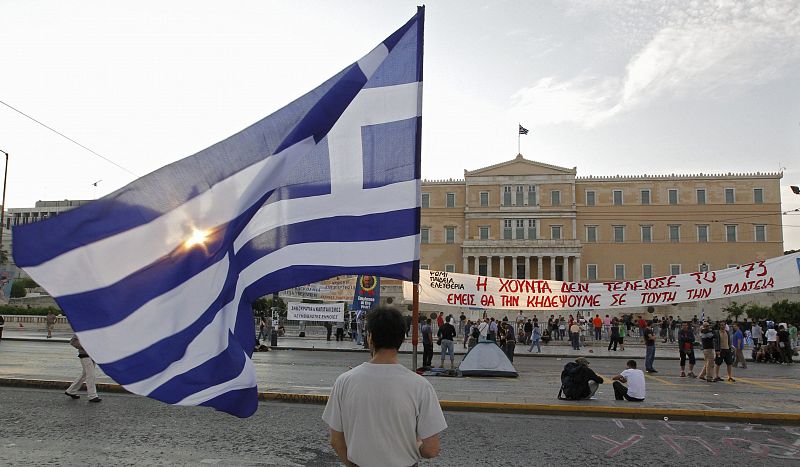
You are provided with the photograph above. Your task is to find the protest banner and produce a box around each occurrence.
[404,253,800,311]
[279,276,357,301]
[286,302,345,322]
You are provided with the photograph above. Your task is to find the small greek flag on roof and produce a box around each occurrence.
[13,7,425,418]
[519,124,529,135]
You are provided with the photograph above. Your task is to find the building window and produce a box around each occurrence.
[515,219,525,239]
[696,189,706,204]
[668,189,678,205]
[420,264,429,270]
[528,219,537,240]
[640,189,650,205]
[587,264,598,281]
[697,225,709,243]
[726,225,737,242]
[551,225,562,240]
[479,191,489,207]
[478,260,487,276]
[613,190,623,205]
[670,264,682,275]
[445,227,455,244]
[503,219,512,240]
[586,225,597,243]
[528,186,537,205]
[421,193,430,208]
[446,192,456,208]
[613,225,625,243]
[725,188,735,204]
[503,186,512,206]
[445,264,455,273]
[669,225,680,243]
[614,264,625,281]
[479,226,489,240]
[516,186,524,206]
[753,188,763,204]
[421,228,430,244]
[641,225,652,243]
[642,264,653,279]
[551,190,561,206]
[586,190,596,206]
[755,225,766,242]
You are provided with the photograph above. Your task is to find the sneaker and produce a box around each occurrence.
[64,391,79,400]
[88,397,102,403]
[688,372,697,378]
[713,377,723,382]
[727,377,736,382]
[706,378,715,383]
[680,372,686,377]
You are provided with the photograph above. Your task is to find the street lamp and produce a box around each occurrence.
[0,149,7,257]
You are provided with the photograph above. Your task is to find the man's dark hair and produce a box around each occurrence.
[426,318,431,324]
[366,307,406,350]
[627,360,637,368]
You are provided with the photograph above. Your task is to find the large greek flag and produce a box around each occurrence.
[13,7,424,418]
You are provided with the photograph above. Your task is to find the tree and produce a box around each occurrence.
[723,301,747,322]
[744,303,770,322]
[10,280,26,298]
[770,300,800,324]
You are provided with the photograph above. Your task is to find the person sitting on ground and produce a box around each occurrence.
[559,357,604,400]
[611,360,646,402]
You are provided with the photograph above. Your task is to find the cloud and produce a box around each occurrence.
[512,0,800,127]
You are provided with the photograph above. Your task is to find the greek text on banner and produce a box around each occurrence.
[404,252,800,311]
[287,302,345,322]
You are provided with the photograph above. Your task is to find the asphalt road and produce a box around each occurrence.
[2,340,799,413]
[2,386,799,466]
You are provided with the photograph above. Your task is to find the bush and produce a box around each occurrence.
[0,305,62,316]
[20,277,39,289]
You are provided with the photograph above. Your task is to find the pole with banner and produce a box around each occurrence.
[412,282,419,370]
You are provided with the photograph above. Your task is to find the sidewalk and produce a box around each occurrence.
[2,328,684,359]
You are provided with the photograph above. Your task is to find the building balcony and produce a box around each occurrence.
[461,238,582,253]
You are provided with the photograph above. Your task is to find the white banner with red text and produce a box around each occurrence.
[404,253,800,311]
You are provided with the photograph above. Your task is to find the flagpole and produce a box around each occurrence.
[517,124,521,155]
[412,283,419,370]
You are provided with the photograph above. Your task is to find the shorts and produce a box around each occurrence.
[617,337,624,344]
[715,349,734,366]
[679,349,696,366]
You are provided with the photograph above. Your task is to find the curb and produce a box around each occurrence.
[0,336,705,361]
[2,377,797,425]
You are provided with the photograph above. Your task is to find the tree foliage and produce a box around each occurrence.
[742,300,800,324]
[10,280,26,298]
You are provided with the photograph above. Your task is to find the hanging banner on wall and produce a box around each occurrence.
[279,276,357,301]
[404,253,800,311]
[287,302,345,322]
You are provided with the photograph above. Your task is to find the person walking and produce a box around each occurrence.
[732,323,747,369]
[608,318,620,351]
[45,311,57,339]
[612,360,646,402]
[643,322,657,373]
[714,321,735,382]
[437,317,457,369]
[64,335,101,402]
[322,307,446,467]
[528,323,542,353]
[697,321,716,382]
[678,321,697,377]
[618,320,626,351]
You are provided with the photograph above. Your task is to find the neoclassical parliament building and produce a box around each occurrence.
[420,155,784,283]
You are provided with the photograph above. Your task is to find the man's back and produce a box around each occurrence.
[323,362,447,467]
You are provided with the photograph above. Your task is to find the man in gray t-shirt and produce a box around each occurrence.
[421,319,433,368]
[323,307,446,467]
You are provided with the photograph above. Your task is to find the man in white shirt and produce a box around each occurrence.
[323,307,447,467]
[477,318,489,339]
[611,360,646,402]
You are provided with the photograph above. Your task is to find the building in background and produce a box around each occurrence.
[420,155,787,318]
[2,200,92,277]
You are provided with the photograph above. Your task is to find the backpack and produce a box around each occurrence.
[558,362,582,400]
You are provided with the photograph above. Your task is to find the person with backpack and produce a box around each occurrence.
[559,357,604,400]
[65,335,101,402]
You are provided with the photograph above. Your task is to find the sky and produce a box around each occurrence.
[1,0,799,249]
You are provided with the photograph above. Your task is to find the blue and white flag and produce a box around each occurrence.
[13,7,424,418]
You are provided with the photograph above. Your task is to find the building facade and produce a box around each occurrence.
[420,155,784,285]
